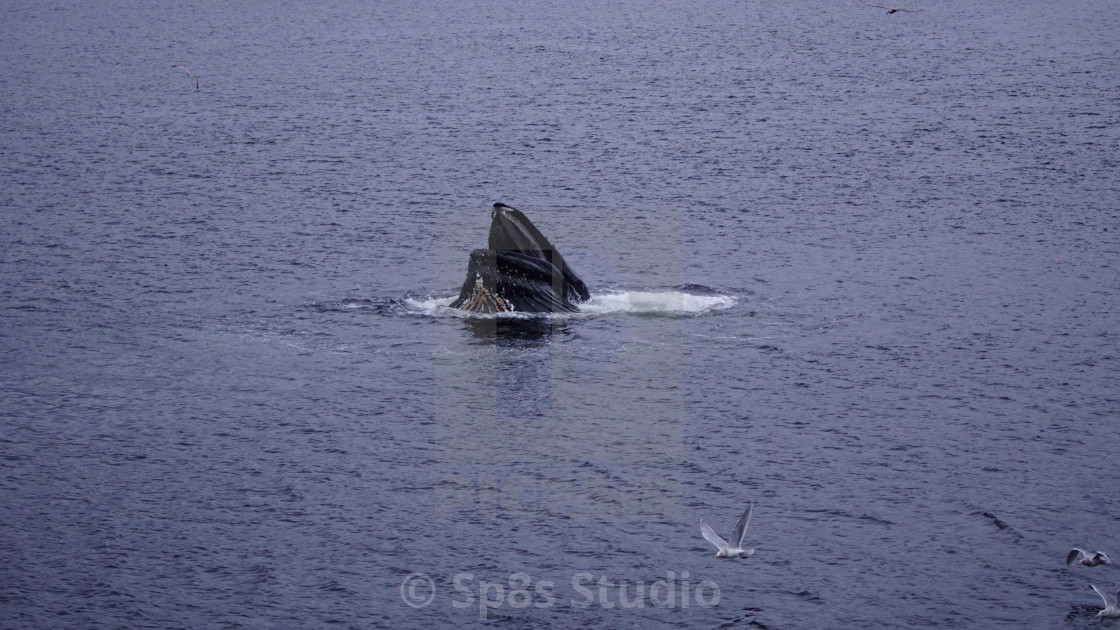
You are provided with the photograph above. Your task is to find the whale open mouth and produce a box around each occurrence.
[449,203,589,314]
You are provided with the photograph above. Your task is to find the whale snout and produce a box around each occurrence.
[492,202,516,219]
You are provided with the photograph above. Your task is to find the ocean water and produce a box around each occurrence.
[2,0,1119,628]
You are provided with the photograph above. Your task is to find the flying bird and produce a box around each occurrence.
[1091,585,1120,618]
[862,1,922,13]
[171,64,199,90]
[1068,548,1113,567]
[700,503,755,558]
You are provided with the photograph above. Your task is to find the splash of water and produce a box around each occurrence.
[404,290,736,318]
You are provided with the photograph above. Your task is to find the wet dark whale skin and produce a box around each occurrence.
[449,203,590,313]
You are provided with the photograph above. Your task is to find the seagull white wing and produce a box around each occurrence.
[1068,548,1088,565]
[1092,584,1117,609]
[729,503,753,548]
[171,64,199,89]
[700,519,727,550]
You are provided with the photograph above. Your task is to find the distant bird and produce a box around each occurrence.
[1091,585,1120,618]
[1068,548,1113,567]
[862,1,922,13]
[700,503,755,558]
[171,64,199,91]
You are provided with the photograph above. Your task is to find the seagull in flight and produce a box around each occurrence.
[700,503,755,558]
[1091,585,1120,618]
[861,1,922,13]
[171,64,199,91]
[1068,548,1113,567]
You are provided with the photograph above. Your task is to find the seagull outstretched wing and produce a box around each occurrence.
[729,503,753,548]
[1068,548,1089,566]
[171,64,199,90]
[1092,584,1118,609]
[700,519,727,551]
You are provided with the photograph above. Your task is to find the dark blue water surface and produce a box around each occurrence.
[3,0,1119,628]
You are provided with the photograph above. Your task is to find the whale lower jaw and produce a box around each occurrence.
[458,285,514,314]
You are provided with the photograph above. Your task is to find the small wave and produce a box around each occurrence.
[403,290,736,318]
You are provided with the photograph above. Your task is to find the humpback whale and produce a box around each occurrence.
[449,203,590,313]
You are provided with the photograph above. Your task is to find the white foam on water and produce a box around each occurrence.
[404,291,736,317]
[579,290,736,315]
[403,295,459,315]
